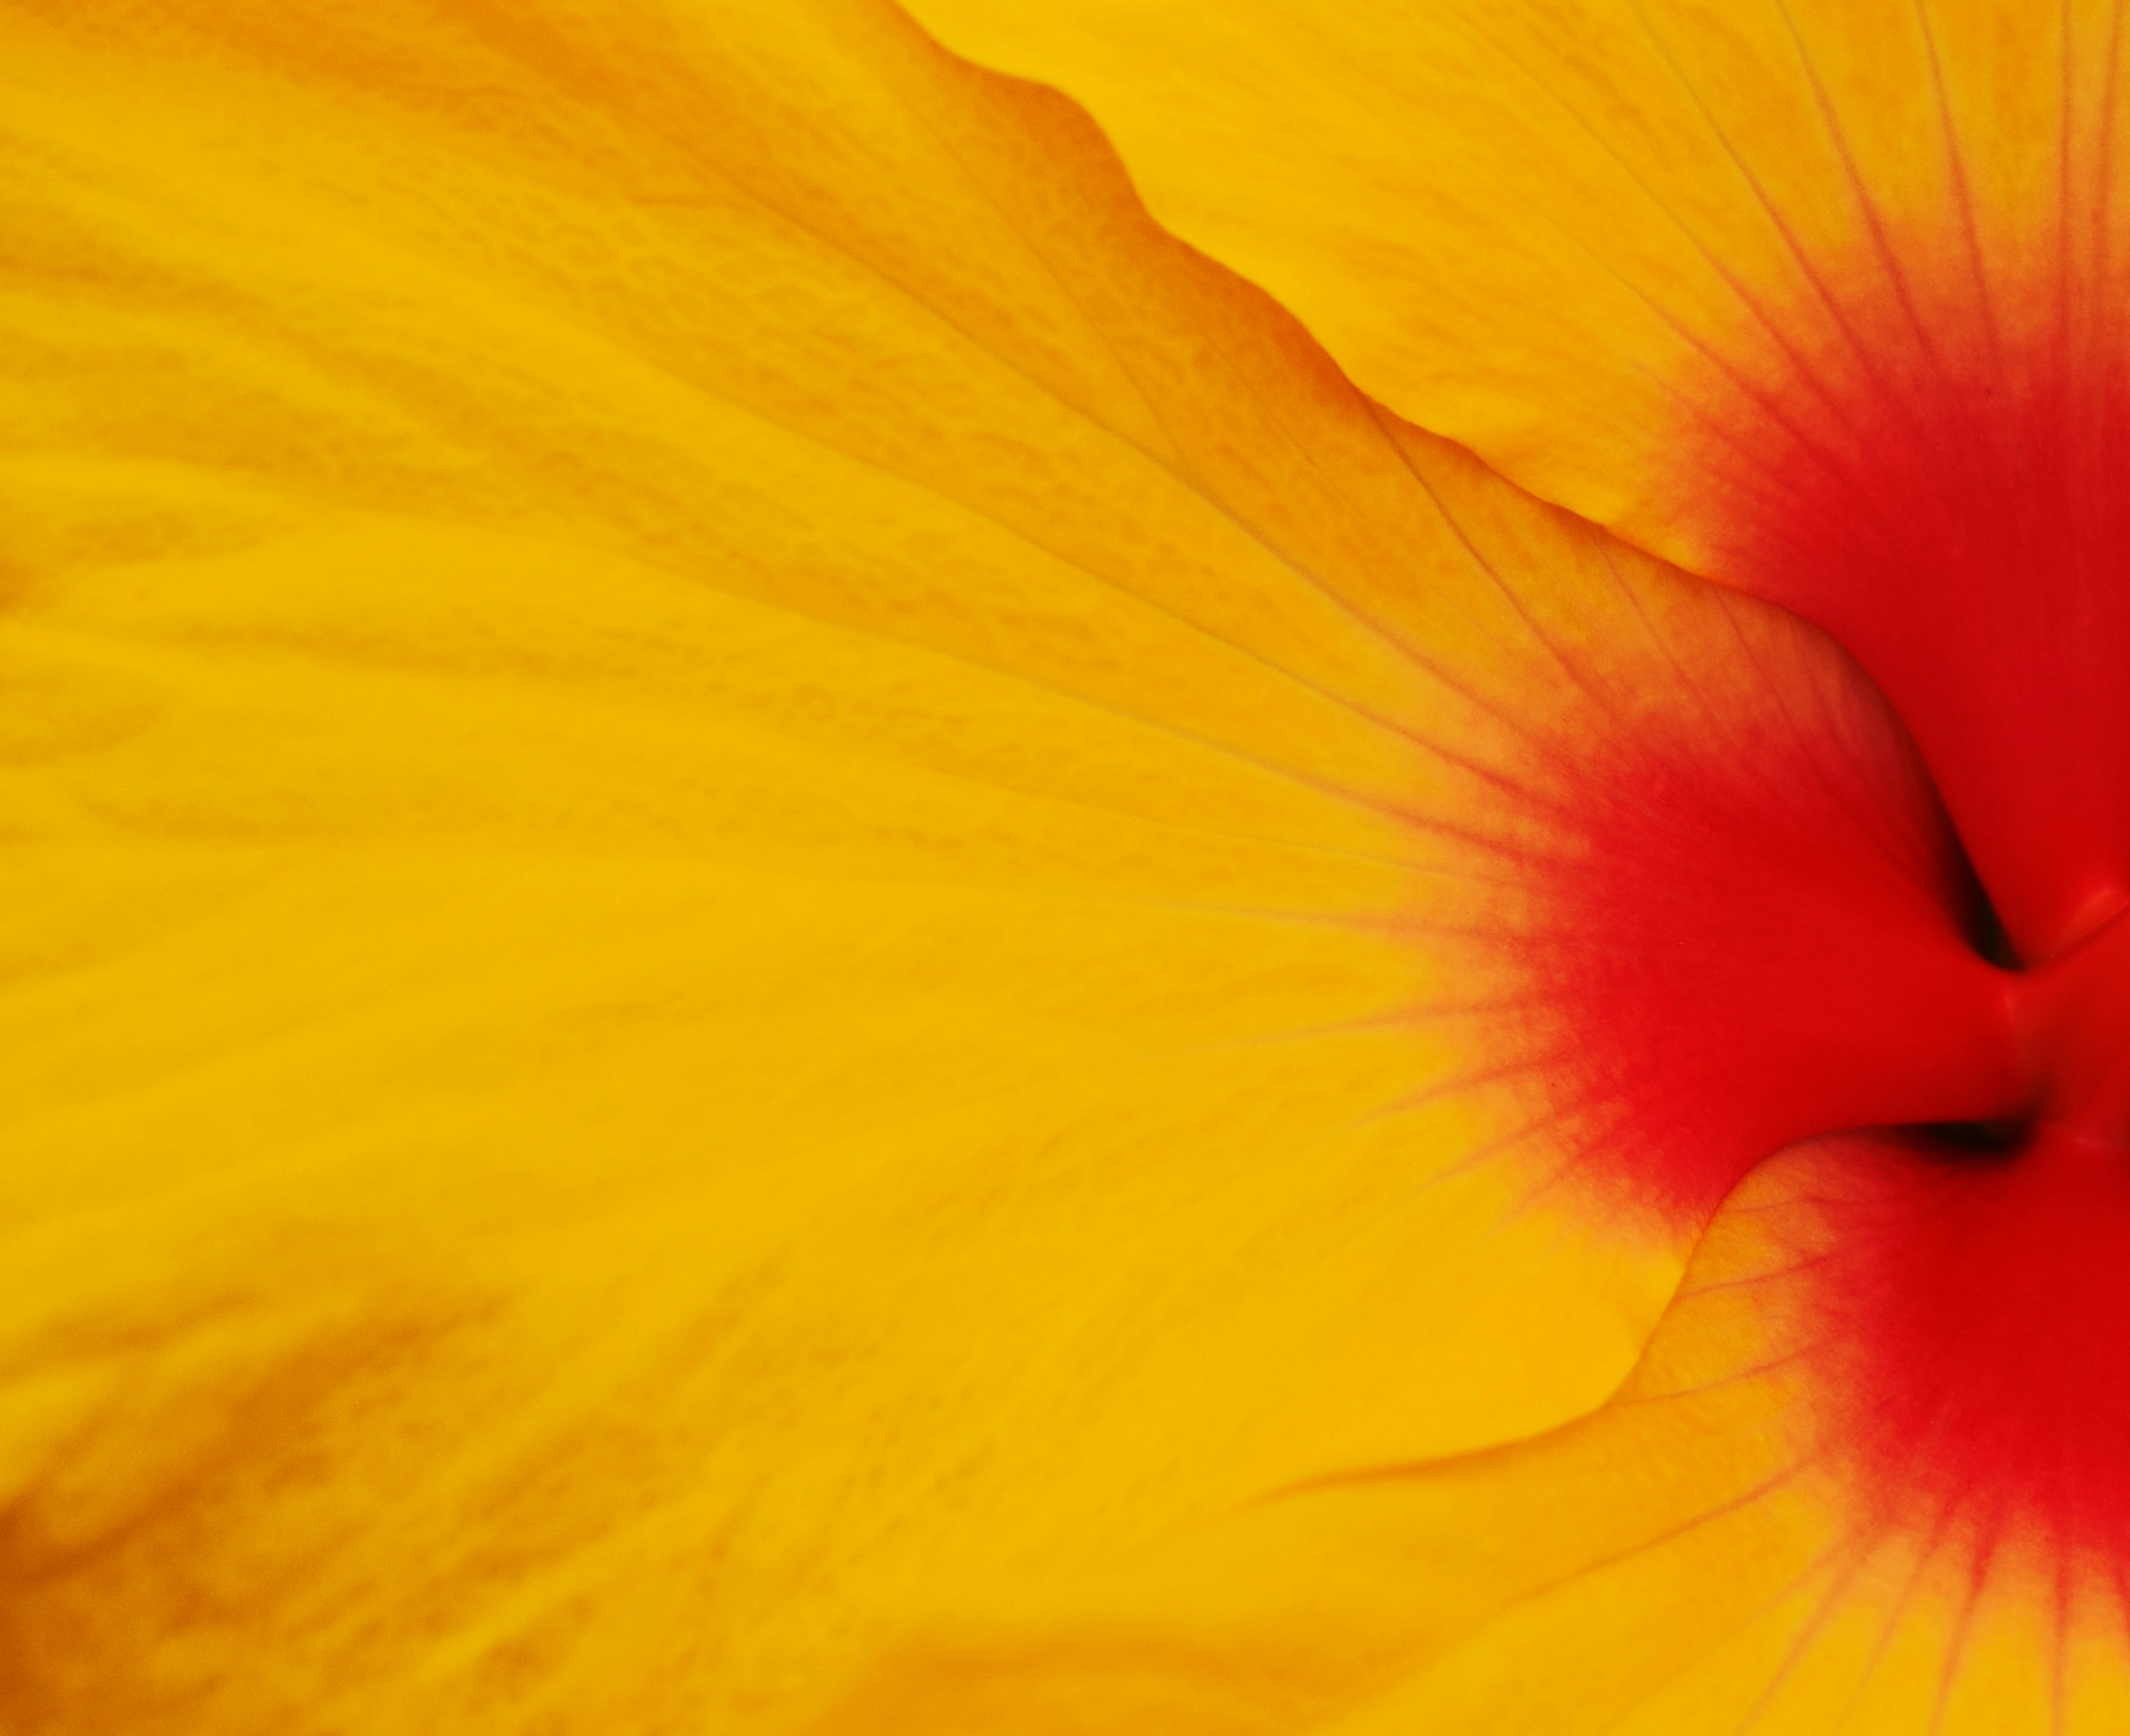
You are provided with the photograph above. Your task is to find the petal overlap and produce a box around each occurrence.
[904,0,2130,955]
[816,1138,2130,1734]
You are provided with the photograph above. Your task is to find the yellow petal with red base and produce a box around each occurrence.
[903,0,2130,957]
[5,0,2077,1726]
[896,0,2089,569]
[814,1136,2130,1734]
[0,0,1913,1723]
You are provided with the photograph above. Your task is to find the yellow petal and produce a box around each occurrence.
[899,0,2096,570]
[899,1,2130,954]
[814,1136,2130,1734]
[0,0,2001,1724]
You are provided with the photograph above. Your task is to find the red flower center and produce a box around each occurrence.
[1513,310,2130,1573]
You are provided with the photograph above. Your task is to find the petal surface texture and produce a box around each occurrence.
[906,0,2130,959]
[0,0,2079,1730]
[0,3,1968,1720]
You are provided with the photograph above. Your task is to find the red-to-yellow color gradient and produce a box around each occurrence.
[7,0,2129,1730]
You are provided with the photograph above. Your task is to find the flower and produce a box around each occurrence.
[2,0,2118,1731]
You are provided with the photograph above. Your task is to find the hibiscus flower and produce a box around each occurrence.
[4,0,2118,1730]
